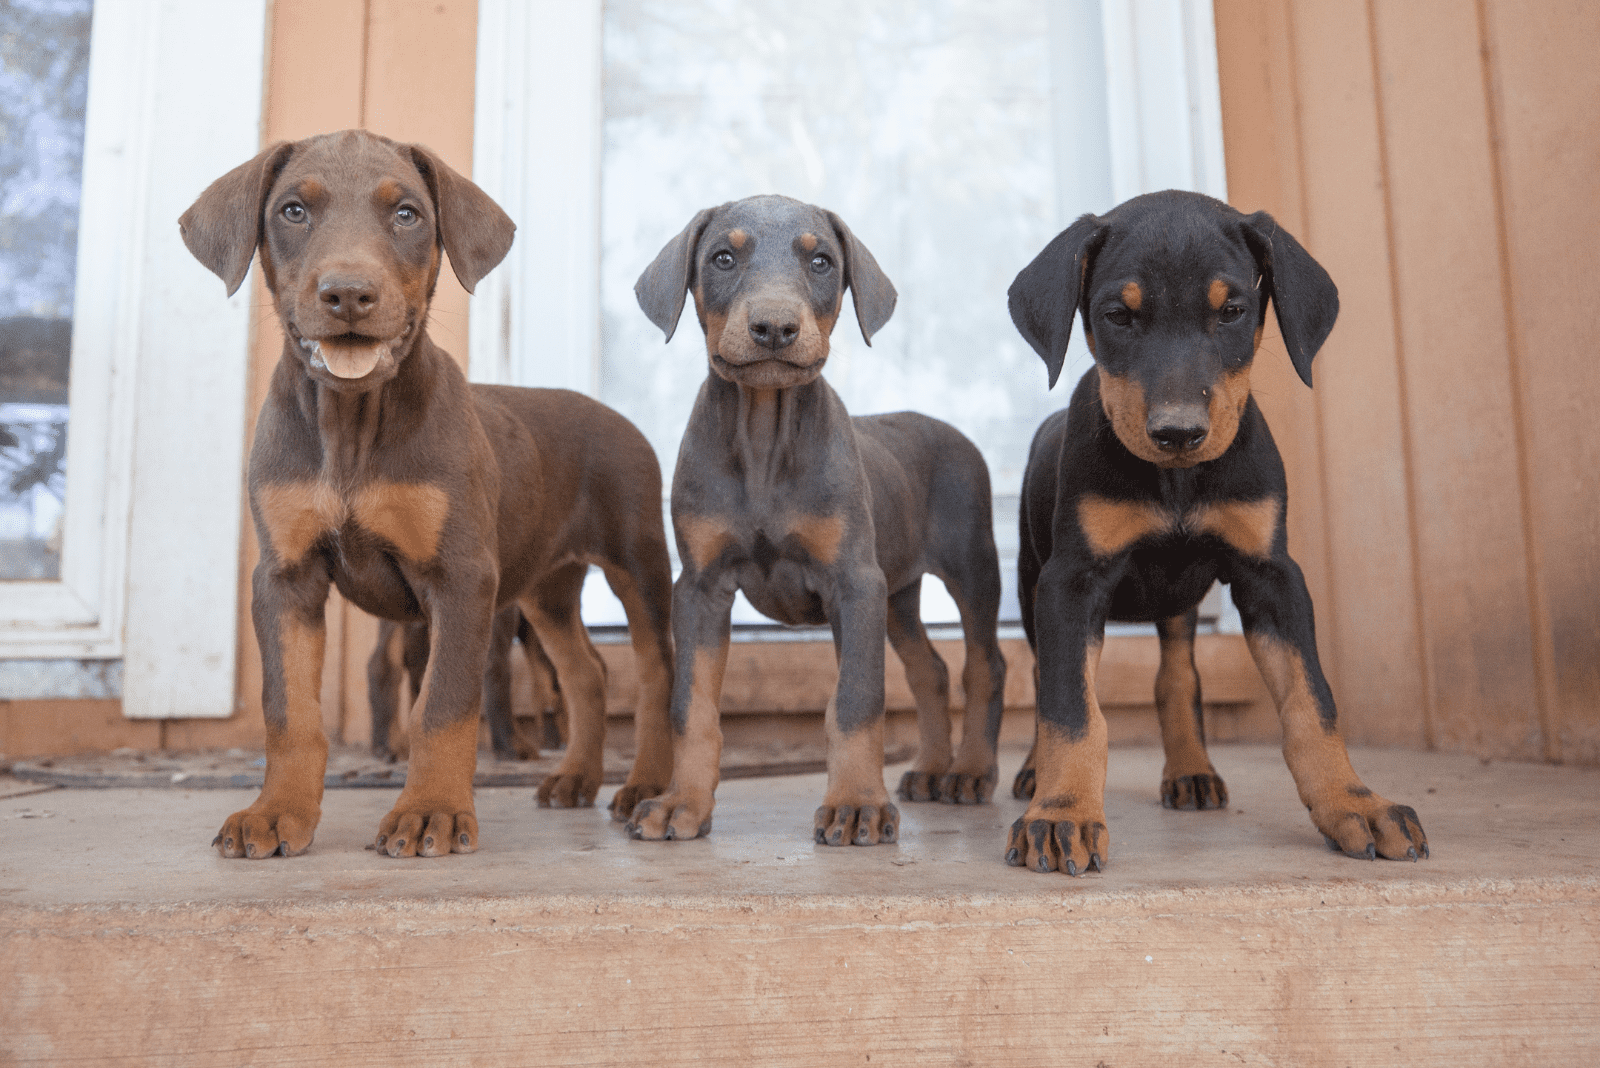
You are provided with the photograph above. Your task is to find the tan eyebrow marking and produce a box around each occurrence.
[1208,279,1229,310]
[1121,282,1142,310]
[728,229,747,250]
[800,233,818,252]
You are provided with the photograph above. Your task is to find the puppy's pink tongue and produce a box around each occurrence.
[316,338,387,379]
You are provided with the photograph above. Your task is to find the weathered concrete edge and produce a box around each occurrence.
[4,873,1595,932]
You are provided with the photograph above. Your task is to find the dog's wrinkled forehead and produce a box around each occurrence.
[1093,201,1256,306]
[271,131,430,210]
[702,195,838,267]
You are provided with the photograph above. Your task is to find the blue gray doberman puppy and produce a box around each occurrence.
[1006,190,1428,874]
[628,195,1008,845]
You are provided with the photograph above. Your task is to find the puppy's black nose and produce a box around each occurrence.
[318,275,378,323]
[748,308,800,350]
[1148,423,1208,453]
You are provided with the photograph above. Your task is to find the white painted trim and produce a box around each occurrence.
[469,0,603,394]
[0,0,267,720]
[120,0,268,717]
[1101,0,1229,204]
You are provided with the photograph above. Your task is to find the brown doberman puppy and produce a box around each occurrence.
[1005,190,1427,874]
[367,606,566,763]
[179,130,674,858]
[628,195,1008,846]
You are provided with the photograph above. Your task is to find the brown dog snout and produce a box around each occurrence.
[746,298,801,352]
[317,272,380,325]
[1146,403,1209,454]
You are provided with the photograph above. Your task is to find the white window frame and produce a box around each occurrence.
[0,0,268,716]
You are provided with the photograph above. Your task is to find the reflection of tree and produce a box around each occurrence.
[1,416,67,501]
[0,0,94,321]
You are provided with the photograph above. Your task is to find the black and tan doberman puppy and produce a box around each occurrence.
[1005,189,1427,874]
[180,129,674,858]
[368,606,566,763]
[628,195,1008,846]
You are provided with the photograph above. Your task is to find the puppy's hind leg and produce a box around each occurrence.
[889,580,954,803]
[526,564,610,808]
[1155,607,1227,809]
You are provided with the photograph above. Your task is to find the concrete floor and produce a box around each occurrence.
[4,744,1598,1066]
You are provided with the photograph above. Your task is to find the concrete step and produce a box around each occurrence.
[3,744,1596,1066]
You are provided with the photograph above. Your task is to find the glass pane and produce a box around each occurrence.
[0,0,93,581]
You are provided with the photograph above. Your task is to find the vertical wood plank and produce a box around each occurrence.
[1480,0,1600,763]
[1282,0,1428,747]
[1369,0,1542,758]
[362,0,480,368]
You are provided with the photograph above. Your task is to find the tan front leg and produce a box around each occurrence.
[629,644,726,840]
[1008,642,1109,874]
[815,694,900,845]
[1249,633,1427,860]
[216,612,328,859]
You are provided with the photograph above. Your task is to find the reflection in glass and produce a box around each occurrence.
[0,0,93,581]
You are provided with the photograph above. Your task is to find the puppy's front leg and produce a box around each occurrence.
[1231,555,1427,860]
[215,562,332,858]
[815,564,899,846]
[374,558,498,858]
[627,568,735,841]
[1008,555,1115,874]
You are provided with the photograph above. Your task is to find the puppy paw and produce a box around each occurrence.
[537,767,600,809]
[814,800,900,846]
[213,802,318,859]
[1161,771,1229,810]
[1311,790,1428,860]
[938,762,998,805]
[608,778,668,823]
[1005,801,1108,875]
[897,769,943,803]
[626,788,714,841]
[374,804,477,858]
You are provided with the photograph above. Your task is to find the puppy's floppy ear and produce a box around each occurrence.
[825,211,897,345]
[1007,213,1106,389]
[179,141,297,297]
[406,145,516,294]
[634,208,716,342]
[1241,211,1338,388]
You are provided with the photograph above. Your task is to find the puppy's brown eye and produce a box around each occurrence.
[395,206,419,226]
[712,251,735,270]
[1105,307,1133,327]
[1219,303,1245,324]
[282,203,306,223]
[810,254,832,274]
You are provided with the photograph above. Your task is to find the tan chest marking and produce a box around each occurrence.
[1189,497,1278,559]
[1078,494,1280,560]
[1078,494,1172,557]
[788,514,845,565]
[256,481,346,565]
[351,482,450,562]
[679,514,736,571]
